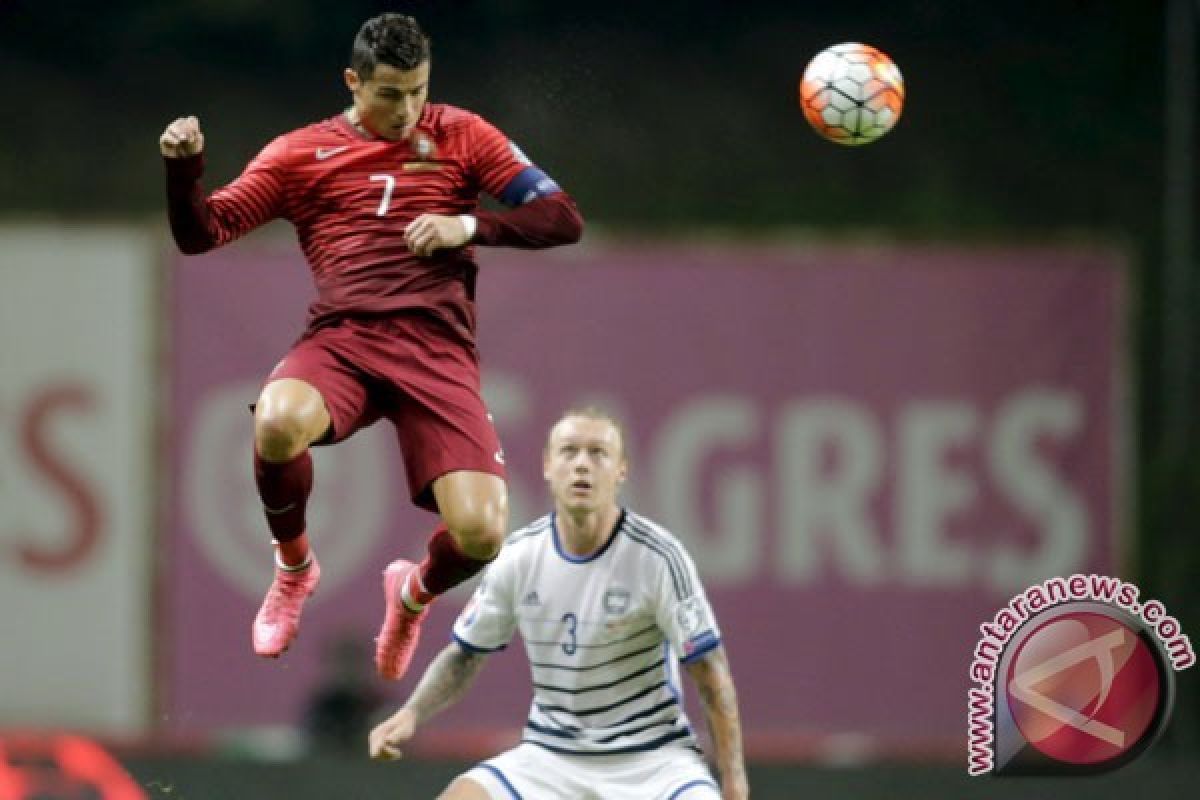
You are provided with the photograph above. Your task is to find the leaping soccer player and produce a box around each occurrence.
[158,12,583,682]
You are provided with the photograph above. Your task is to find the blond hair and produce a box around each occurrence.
[546,407,628,463]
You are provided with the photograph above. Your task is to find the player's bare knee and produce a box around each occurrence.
[254,415,310,462]
[437,478,508,560]
[445,511,506,561]
[254,380,328,460]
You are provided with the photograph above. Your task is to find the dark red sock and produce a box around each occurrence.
[418,525,493,597]
[253,449,313,545]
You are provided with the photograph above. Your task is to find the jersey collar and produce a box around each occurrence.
[336,104,434,142]
[551,508,626,564]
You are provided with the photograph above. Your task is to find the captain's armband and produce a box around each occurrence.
[497,166,562,207]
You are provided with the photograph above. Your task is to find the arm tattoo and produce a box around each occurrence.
[404,644,488,725]
[686,648,749,794]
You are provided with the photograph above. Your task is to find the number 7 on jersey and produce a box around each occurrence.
[369,174,395,216]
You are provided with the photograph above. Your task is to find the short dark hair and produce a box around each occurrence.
[350,13,430,79]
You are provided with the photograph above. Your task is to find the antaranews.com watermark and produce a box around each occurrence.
[968,574,1193,776]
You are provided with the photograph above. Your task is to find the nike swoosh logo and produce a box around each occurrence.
[315,146,350,160]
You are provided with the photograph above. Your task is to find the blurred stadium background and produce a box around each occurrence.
[1,0,1198,797]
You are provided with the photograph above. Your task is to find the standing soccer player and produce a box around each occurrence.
[369,409,750,800]
[158,13,583,681]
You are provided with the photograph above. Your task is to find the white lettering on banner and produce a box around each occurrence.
[986,389,1087,591]
[779,391,1088,590]
[1,383,103,572]
[484,373,1096,592]
[185,381,389,599]
[777,399,886,584]
[896,403,978,586]
[653,396,762,582]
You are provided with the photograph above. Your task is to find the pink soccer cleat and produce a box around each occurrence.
[252,556,321,658]
[375,559,429,680]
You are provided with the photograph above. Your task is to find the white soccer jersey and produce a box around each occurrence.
[452,509,723,756]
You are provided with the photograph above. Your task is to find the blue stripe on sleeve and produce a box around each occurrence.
[679,634,721,664]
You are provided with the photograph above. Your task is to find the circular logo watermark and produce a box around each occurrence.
[1004,608,1168,769]
[968,577,1187,777]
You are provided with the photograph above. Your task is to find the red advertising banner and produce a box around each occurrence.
[166,241,1124,758]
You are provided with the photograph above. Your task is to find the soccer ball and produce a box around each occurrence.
[799,43,905,145]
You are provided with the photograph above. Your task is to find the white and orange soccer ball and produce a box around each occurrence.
[799,42,905,145]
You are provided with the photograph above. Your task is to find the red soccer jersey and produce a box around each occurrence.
[170,103,541,341]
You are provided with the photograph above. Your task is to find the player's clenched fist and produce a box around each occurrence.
[159,116,205,158]
[404,213,472,257]
[368,708,417,761]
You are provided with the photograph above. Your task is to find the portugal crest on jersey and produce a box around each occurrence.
[413,133,436,159]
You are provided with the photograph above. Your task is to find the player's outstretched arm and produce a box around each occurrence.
[159,115,218,255]
[159,116,284,255]
[685,647,750,800]
[368,642,489,761]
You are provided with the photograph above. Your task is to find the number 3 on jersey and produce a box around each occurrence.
[561,612,578,656]
[369,174,395,216]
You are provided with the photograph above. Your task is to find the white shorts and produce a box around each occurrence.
[462,742,720,800]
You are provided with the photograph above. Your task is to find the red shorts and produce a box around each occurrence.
[265,314,505,512]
